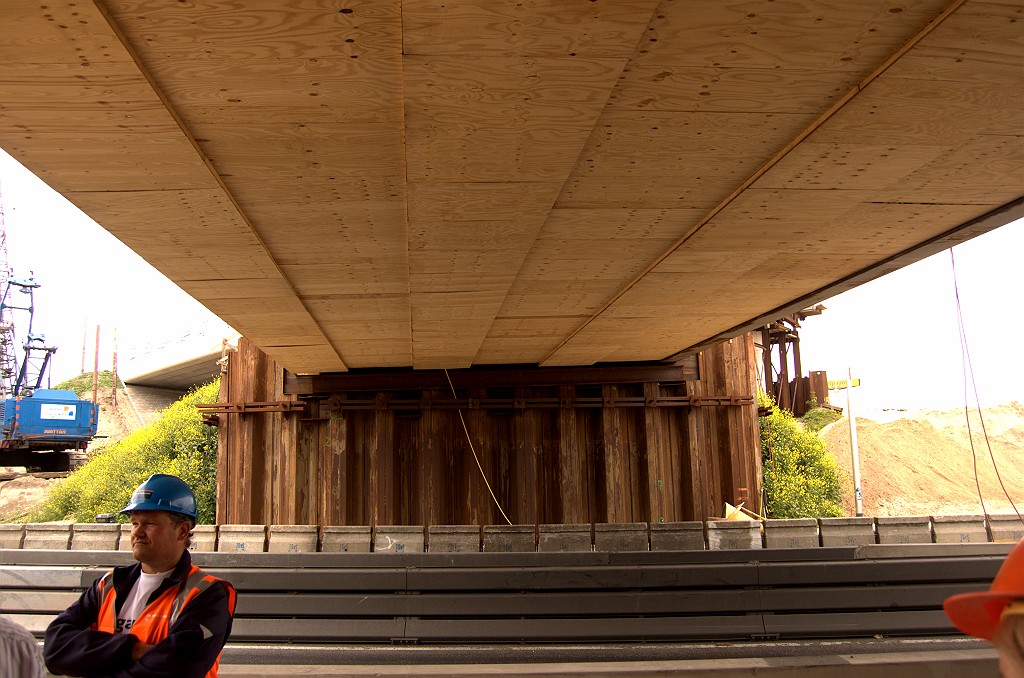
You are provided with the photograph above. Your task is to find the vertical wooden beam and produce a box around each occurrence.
[371,394,395,526]
[275,365,297,525]
[642,382,667,524]
[601,384,629,522]
[761,328,773,397]
[778,335,791,411]
[215,367,231,525]
[418,392,441,526]
[558,385,586,523]
[511,388,535,524]
[466,388,491,525]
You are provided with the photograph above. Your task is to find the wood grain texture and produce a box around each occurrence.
[0,0,1020,374]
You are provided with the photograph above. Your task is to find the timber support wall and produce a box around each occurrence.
[214,336,762,526]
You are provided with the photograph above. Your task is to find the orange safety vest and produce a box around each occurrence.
[94,564,228,678]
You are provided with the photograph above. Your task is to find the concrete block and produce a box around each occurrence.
[483,524,536,552]
[320,526,371,553]
[0,523,25,549]
[650,521,705,551]
[375,525,424,553]
[594,523,649,551]
[189,525,218,552]
[876,516,932,544]
[707,520,762,550]
[23,523,72,550]
[539,524,592,552]
[819,517,876,546]
[268,525,319,553]
[763,518,819,548]
[71,523,120,551]
[119,524,133,551]
[932,515,988,544]
[988,515,1024,543]
[428,525,480,553]
[217,524,267,552]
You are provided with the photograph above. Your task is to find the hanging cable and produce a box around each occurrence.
[950,249,1023,527]
[444,369,512,525]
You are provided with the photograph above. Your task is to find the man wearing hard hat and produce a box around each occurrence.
[44,474,236,678]
[946,540,1024,678]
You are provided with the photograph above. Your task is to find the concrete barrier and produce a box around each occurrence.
[483,524,536,552]
[23,523,72,550]
[819,517,876,546]
[268,525,319,553]
[0,523,25,549]
[650,521,705,551]
[190,524,218,552]
[71,523,120,550]
[218,524,268,552]
[877,516,932,544]
[763,518,819,548]
[8,515,1024,553]
[539,523,592,552]
[428,525,480,553]
[707,520,762,550]
[119,524,133,551]
[988,514,1024,543]
[319,526,371,552]
[594,522,649,551]
[932,515,988,544]
[375,525,424,553]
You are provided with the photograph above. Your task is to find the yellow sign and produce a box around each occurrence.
[828,378,862,389]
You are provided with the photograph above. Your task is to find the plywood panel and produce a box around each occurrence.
[631,0,952,69]
[146,57,403,125]
[402,0,660,57]
[107,0,403,60]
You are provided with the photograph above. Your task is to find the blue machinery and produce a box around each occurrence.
[0,274,97,469]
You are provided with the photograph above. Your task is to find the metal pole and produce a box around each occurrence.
[846,366,864,517]
[112,327,117,405]
[92,325,100,405]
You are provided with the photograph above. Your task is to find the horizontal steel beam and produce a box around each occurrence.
[284,363,698,395]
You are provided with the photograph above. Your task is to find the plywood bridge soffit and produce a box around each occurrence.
[0,0,1021,375]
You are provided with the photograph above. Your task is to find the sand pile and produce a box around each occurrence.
[821,402,1024,516]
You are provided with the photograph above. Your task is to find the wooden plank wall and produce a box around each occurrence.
[216,337,762,526]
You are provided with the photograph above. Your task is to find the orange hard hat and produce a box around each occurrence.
[945,539,1024,640]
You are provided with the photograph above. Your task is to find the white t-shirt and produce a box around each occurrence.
[115,570,173,634]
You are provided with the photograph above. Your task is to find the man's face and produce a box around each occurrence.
[129,510,187,572]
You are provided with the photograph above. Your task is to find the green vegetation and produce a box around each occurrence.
[54,370,124,396]
[31,380,220,524]
[759,393,844,519]
[800,406,843,433]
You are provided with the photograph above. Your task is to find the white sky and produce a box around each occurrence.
[0,147,1021,409]
[799,216,1024,413]
[0,149,232,384]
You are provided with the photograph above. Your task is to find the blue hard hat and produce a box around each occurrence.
[120,473,198,521]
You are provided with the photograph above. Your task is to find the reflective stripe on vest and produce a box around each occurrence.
[94,564,225,678]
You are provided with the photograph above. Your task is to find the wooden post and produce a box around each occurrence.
[513,387,539,525]
[601,384,629,522]
[558,385,587,523]
[643,382,666,524]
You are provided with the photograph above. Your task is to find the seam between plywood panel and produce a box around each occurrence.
[91,0,349,370]
[540,0,970,366]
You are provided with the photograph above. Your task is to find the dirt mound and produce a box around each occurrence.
[0,476,56,521]
[822,402,1024,516]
